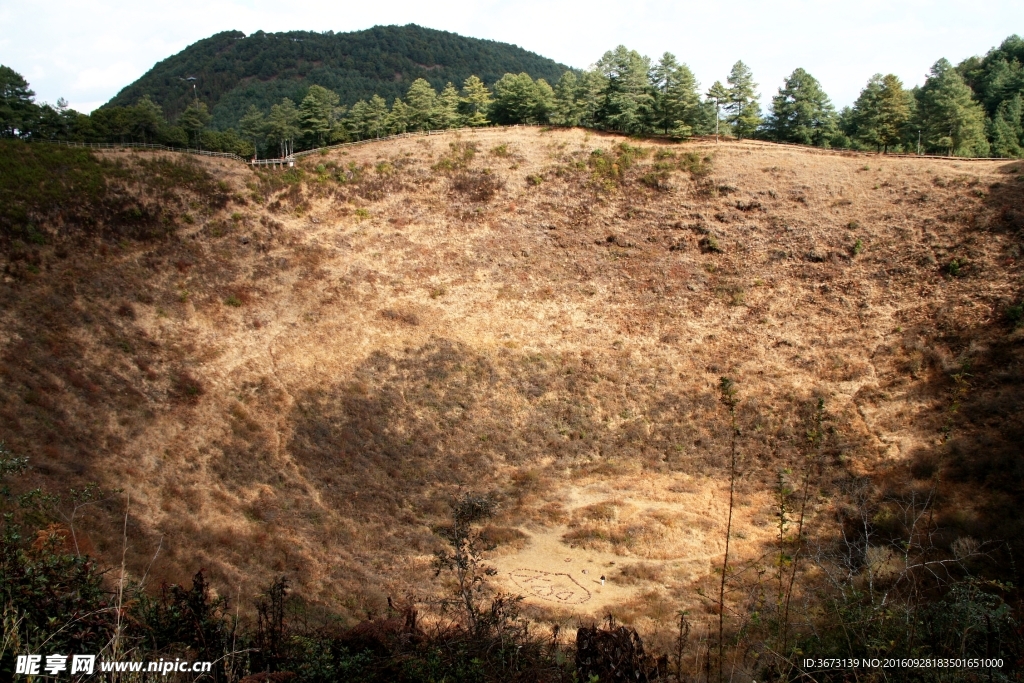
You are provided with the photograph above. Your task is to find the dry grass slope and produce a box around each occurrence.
[1,130,1021,639]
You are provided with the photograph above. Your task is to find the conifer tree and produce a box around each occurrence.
[764,68,837,146]
[850,74,912,152]
[706,81,729,141]
[956,35,1024,119]
[596,46,655,134]
[239,105,265,156]
[432,82,462,129]
[575,70,608,128]
[990,94,1023,157]
[347,100,369,140]
[266,98,299,156]
[652,53,701,137]
[491,73,552,124]
[0,65,36,137]
[131,95,164,144]
[534,79,555,123]
[299,85,341,146]
[725,61,761,139]
[917,58,990,156]
[551,71,581,126]
[405,78,437,131]
[364,94,389,139]
[387,98,410,134]
[178,101,211,148]
[459,75,492,127]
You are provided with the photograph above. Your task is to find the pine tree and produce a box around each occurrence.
[595,46,655,134]
[765,68,837,146]
[239,105,266,157]
[990,94,1023,157]
[387,98,409,134]
[534,79,555,124]
[299,85,340,146]
[551,71,579,126]
[178,101,211,148]
[706,81,729,141]
[652,53,701,137]
[725,61,761,139]
[957,35,1024,119]
[576,70,608,128]
[492,73,552,124]
[131,95,164,144]
[364,94,389,139]
[851,74,912,152]
[459,75,492,127]
[347,100,369,140]
[266,98,299,156]
[0,65,36,137]
[917,58,990,156]
[432,82,462,129]
[405,79,437,131]
[832,106,855,149]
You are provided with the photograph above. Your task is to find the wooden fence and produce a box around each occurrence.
[31,126,1016,168]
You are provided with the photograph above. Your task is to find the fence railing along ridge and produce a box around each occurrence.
[29,126,1015,166]
[29,125,531,167]
[712,137,1012,162]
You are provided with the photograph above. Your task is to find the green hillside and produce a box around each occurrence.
[102,24,571,130]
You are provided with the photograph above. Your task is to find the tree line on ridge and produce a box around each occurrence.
[2,34,1023,158]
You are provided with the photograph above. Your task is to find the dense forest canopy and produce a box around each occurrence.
[2,33,1024,158]
[101,25,570,130]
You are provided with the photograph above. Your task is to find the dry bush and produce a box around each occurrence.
[448,170,504,202]
[612,562,664,585]
[479,524,528,550]
[379,308,419,325]
[170,370,204,404]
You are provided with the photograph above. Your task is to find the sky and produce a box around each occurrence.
[1,0,1022,114]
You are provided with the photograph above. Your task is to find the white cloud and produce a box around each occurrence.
[73,63,142,94]
[3,0,1022,112]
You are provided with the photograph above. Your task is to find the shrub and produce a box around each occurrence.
[1007,300,1023,327]
[640,170,671,190]
[171,370,204,403]
[433,141,479,172]
[449,170,504,202]
[680,151,713,178]
[700,234,722,253]
[380,309,419,325]
[588,142,650,187]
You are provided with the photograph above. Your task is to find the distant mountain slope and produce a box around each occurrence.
[102,25,571,129]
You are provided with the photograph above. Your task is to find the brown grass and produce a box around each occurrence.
[1,128,1021,632]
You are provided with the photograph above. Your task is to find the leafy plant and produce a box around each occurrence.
[432,494,498,632]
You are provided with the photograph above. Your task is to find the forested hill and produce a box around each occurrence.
[102,25,570,130]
